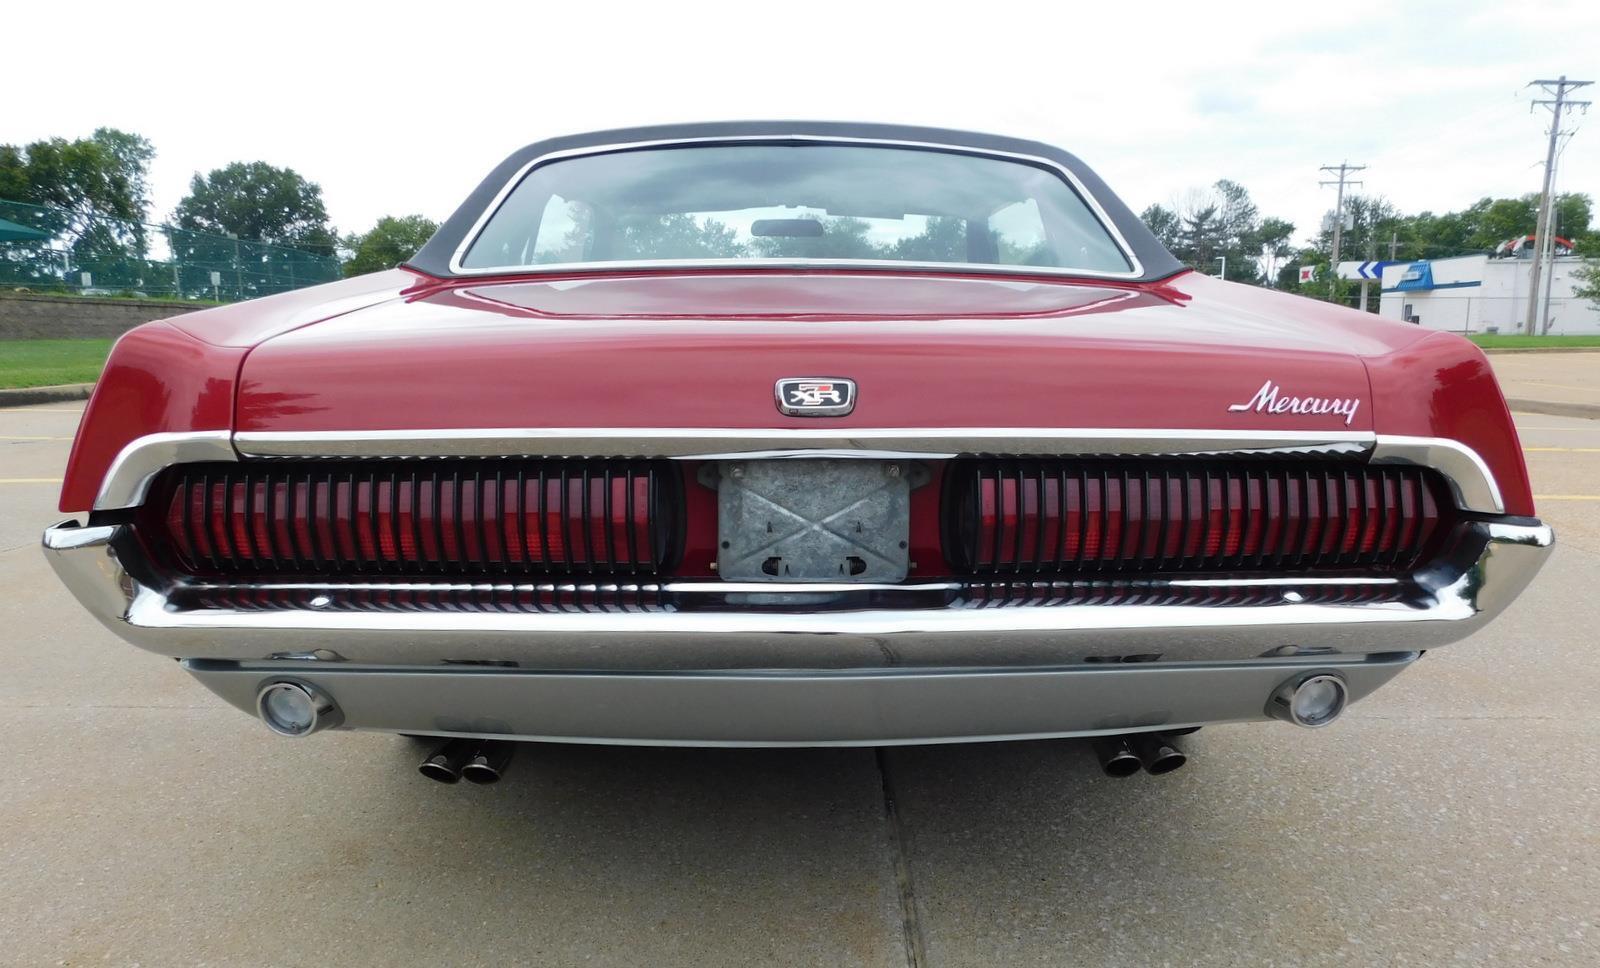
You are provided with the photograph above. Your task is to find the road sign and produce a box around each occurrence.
[1337,260,1391,281]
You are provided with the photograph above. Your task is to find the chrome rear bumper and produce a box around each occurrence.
[42,518,1552,670]
[182,652,1419,747]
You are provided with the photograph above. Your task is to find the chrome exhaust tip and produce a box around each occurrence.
[461,740,514,785]
[1128,732,1187,775]
[418,739,476,784]
[1091,736,1142,777]
[1266,673,1349,728]
[254,680,342,738]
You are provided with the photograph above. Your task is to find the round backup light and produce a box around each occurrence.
[1267,673,1349,728]
[255,681,342,737]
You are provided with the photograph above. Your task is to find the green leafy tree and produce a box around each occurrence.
[342,214,439,277]
[614,213,745,260]
[1384,193,1594,260]
[1250,217,1297,284]
[0,127,152,224]
[1142,180,1288,284]
[1179,204,1223,269]
[1573,259,1600,312]
[0,128,155,289]
[174,161,337,255]
[1138,204,1181,251]
[887,216,967,263]
[1325,196,1404,260]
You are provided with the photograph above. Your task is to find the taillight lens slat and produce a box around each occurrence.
[160,459,677,577]
[949,459,1452,575]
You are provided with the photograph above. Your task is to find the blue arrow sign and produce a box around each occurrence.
[1357,260,1392,280]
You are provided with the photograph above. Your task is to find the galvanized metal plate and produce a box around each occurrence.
[715,459,911,582]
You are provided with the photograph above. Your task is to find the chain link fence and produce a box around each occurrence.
[0,198,341,303]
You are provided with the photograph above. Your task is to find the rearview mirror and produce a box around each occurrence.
[750,218,824,238]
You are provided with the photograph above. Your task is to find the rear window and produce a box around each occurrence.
[459,143,1132,275]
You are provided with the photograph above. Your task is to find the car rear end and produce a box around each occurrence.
[41,123,1553,771]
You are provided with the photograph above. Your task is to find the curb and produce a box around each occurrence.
[0,383,94,407]
[1506,397,1600,421]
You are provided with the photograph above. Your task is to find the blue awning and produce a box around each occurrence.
[1394,262,1433,291]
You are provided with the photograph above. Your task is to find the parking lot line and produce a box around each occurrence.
[1533,494,1600,502]
[0,478,62,484]
[0,435,73,440]
[1525,446,1600,453]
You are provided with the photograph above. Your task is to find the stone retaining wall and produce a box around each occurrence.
[0,292,197,340]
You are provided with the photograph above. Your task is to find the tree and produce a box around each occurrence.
[174,161,337,256]
[1250,217,1296,284]
[1313,194,1405,266]
[1139,204,1181,251]
[342,214,439,277]
[0,127,153,224]
[1142,180,1289,284]
[0,128,155,289]
[1574,259,1600,312]
[1385,192,1595,260]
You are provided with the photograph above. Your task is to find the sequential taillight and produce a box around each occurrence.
[157,459,680,577]
[944,459,1450,574]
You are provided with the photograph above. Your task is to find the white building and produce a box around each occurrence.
[1377,254,1600,335]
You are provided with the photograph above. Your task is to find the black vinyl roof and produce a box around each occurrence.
[406,121,1184,282]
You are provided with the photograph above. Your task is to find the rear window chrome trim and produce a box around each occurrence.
[89,427,1504,515]
[444,135,1146,282]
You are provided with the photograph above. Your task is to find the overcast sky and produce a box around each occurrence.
[8,0,1598,254]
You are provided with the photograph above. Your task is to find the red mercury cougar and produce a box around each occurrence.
[44,123,1553,784]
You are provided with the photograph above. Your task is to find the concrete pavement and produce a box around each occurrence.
[1490,351,1600,419]
[2,402,1599,966]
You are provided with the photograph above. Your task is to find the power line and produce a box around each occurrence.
[1319,161,1365,298]
[1524,75,1591,335]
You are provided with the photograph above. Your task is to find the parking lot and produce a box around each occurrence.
[2,392,1598,967]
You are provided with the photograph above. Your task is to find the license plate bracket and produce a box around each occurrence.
[714,459,912,583]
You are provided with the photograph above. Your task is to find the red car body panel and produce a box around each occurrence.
[61,267,1535,519]
[233,270,1382,433]
[58,323,245,513]
[57,270,416,512]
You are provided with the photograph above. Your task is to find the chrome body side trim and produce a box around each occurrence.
[232,426,1374,459]
[43,519,1553,671]
[92,426,1508,515]
[181,652,1419,747]
[1370,435,1505,514]
[94,430,236,510]
[444,134,1146,281]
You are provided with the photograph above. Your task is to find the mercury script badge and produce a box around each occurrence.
[1227,379,1361,426]
[775,378,856,417]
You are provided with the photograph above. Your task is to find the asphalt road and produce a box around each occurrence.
[2,401,1598,967]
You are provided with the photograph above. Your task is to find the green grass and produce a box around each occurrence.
[1469,334,1600,349]
[0,338,114,388]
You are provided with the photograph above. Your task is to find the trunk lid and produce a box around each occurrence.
[234,272,1386,433]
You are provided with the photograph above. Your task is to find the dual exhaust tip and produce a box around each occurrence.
[1094,672,1351,777]
[418,738,515,785]
[1093,733,1187,777]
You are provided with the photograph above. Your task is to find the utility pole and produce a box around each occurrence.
[1320,161,1365,299]
[1358,235,1376,312]
[1524,76,1592,334]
